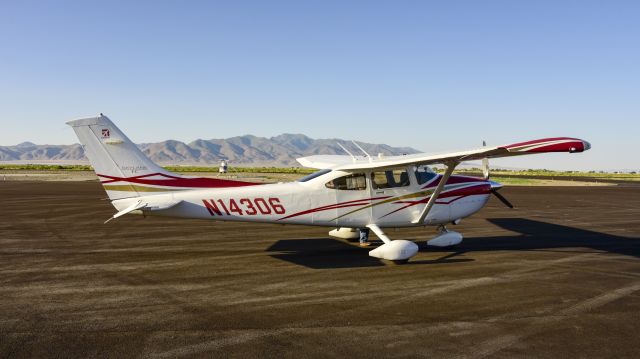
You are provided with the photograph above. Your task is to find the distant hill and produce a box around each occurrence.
[0,134,420,167]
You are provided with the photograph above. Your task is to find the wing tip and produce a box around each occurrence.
[503,137,591,154]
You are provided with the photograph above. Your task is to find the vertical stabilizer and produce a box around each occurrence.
[67,114,173,200]
[67,114,258,201]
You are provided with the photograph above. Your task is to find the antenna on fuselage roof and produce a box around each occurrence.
[351,140,373,163]
[337,142,357,162]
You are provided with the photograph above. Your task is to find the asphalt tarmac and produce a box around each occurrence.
[1,182,639,358]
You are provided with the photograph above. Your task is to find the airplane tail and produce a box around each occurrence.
[67,114,256,201]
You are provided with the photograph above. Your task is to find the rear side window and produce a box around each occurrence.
[325,173,367,190]
[298,169,332,182]
[372,169,410,189]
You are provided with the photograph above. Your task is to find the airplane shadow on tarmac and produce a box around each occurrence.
[454,218,640,258]
[266,238,474,269]
[266,218,640,269]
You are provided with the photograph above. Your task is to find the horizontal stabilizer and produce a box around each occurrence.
[105,200,147,223]
[105,199,183,223]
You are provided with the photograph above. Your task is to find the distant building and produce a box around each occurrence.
[219,160,228,173]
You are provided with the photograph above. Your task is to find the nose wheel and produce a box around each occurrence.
[427,225,463,247]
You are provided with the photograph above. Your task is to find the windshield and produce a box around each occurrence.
[414,165,437,184]
[298,169,332,182]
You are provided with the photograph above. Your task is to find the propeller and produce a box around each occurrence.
[482,140,489,180]
[482,140,515,209]
[490,187,514,208]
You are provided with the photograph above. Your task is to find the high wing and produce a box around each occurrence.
[296,137,591,171]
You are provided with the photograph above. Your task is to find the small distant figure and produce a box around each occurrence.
[359,227,370,247]
[219,160,228,174]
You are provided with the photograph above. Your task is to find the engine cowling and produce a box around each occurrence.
[369,240,419,261]
[427,231,463,247]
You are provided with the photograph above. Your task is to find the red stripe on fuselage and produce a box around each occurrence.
[278,196,391,221]
[422,174,485,189]
[97,173,259,188]
[381,182,491,218]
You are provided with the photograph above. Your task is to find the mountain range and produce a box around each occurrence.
[0,134,420,167]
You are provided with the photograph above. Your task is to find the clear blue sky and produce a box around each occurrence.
[1,0,638,170]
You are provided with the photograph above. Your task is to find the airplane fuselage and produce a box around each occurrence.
[112,171,492,229]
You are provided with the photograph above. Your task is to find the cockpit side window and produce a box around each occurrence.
[414,165,438,185]
[325,173,367,190]
[371,168,410,189]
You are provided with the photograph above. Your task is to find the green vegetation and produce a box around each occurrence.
[489,176,541,185]
[163,165,316,174]
[454,168,640,180]
[0,164,93,171]
[1,164,638,182]
[0,164,316,175]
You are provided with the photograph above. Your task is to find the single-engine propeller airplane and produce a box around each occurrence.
[68,115,591,263]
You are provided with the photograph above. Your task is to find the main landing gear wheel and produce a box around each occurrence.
[392,259,410,265]
[366,224,419,263]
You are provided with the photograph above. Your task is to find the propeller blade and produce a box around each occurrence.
[491,189,514,209]
[482,158,489,180]
[481,140,489,180]
[482,140,512,208]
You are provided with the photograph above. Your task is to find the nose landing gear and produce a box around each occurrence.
[427,225,463,247]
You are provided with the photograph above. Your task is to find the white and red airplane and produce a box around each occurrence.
[68,115,591,263]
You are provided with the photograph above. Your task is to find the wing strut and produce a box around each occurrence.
[412,162,458,224]
[366,224,391,244]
